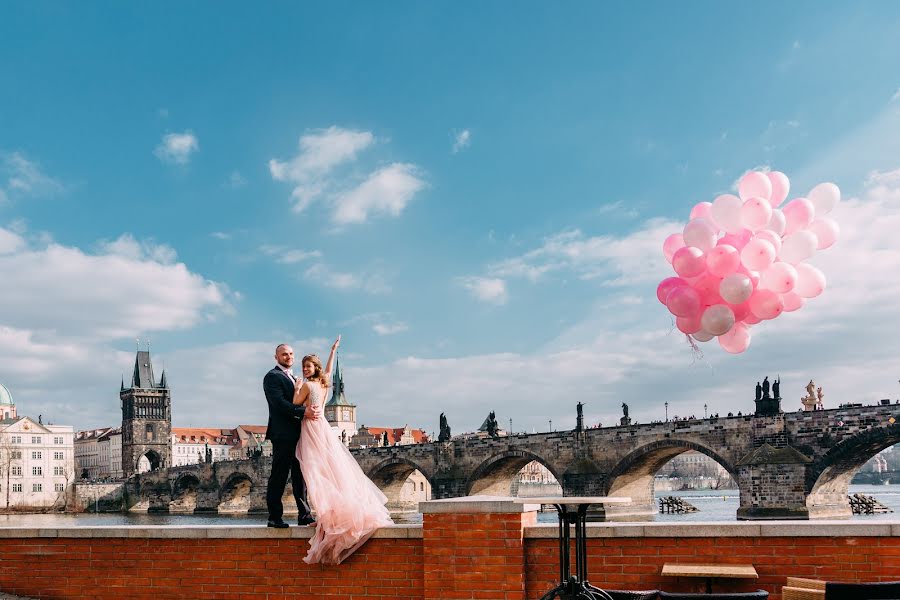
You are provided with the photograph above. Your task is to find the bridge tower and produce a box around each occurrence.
[324,354,357,446]
[120,348,172,477]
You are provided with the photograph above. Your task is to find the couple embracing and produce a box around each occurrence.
[263,336,393,564]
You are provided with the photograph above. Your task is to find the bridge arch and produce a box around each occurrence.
[136,450,162,474]
[606,439,737,512]
[170,472,201,513]
[467,450,560,497]
[367,457,433,510]
[218,472,254,513]
[806,422,900,518]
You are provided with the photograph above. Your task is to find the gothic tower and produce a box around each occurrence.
[120,348,172,477]
[324,354,357,446]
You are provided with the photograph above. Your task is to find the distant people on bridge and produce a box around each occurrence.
[292,335,393,565]
[264,342,317,530]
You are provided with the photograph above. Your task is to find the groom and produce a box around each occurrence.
[263,343,320,528]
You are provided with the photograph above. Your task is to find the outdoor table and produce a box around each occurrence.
[514,496,631,600]
[661,562,758,594]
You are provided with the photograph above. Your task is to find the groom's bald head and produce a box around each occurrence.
[274,344,294,368]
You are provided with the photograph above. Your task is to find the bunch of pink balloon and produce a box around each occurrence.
[657,170,840,354]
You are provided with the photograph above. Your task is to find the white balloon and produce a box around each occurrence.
[795,263,826,298]
[767,208,786,236]
[738,171,773,202]
[808,182,840,215]
[780,231,818,265]
[711,194,744,234]
[808,217,840,250]
[760,262,798,293]
[701,304,735,336]
[683,218,718,252]
[719,273,753,305]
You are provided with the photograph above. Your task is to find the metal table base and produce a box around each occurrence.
[538,502,613,600]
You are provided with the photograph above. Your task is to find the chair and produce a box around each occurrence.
[783,578,825,600]
[659,591,768,599]
[782,577,900,600]
[603,590,660,600]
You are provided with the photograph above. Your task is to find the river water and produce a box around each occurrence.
[0,484,897,527]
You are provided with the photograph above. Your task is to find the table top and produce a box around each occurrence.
[511,496,631,505]
[661,563,758,579]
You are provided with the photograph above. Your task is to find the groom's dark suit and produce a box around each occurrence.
[264,365,313,523]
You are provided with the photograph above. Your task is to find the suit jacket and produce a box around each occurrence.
[264,366,307,442]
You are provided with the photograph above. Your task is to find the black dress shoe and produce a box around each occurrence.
[267,519,289,528]
[297,515,316,526]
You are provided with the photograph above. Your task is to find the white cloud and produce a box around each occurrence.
[269,127,374,213]
[225,171,247,188]
[373,322,408,336]
[1,152,64,198]
[304,263,390,294]
[452,129,471,153]
[332,163,425,225]
[210,232,231,240]
[459,276,508,305]
[154,131,199,165]
[0,229,229,341]
[0,227,25,254]
[259,244,322,265]
[890,88,900,103]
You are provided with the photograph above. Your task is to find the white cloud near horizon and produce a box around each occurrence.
[269,127,426,225]
[155,131,199,165]
[458,276,508,305]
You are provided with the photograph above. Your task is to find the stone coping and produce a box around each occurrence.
[420,495,541,514]
[0,524,422,539]
[524,521,900,538]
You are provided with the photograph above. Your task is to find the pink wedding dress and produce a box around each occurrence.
[295,383,393,565]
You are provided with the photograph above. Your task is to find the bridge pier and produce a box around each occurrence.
[736,445,812,520]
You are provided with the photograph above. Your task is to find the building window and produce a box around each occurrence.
[32,436,41,444]
[11,435,21,444]
[54,452,64,460]
[12,484,22,493]
[32,451,42,460]
[420,482,425,491]
[33,466,43,476]
[12,466,22,476]
[54,437,64,444]
[146,424,155,441]
[54,466,64,476]
[55,483,64,492]
[11,450,21,459]
[32,484,42,493]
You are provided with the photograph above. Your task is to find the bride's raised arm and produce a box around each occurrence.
[324,335,341,383]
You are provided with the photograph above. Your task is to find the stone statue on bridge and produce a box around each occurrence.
[773,377,780,400]
[755,381,762,401]
[801,380,818,411]
[620,402,632,427]
[762,377,770,399]
[576,402,584,432]
[438,413,451,442]
[817,386,825,410]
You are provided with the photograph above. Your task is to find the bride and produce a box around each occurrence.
[293,335,393,564]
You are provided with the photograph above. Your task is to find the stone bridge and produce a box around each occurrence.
[127,404,900,520]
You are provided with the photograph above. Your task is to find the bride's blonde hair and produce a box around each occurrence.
[302,354,330,387]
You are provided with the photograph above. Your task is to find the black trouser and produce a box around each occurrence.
[266,437,310,521]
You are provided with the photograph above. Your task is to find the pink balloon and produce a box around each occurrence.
[743,313,761,325]
[753,229,782,254]
[740,238,776,271]
[672,246,706,278]
[794,263,826,298]
[782,197,815,235]
[666,285,702,318]
[701,304,735,336]
[808,217,839,250]
[738,266,761,289]
[767,208,786,236]
[759,262,798,294]
[706,245,740,278]
[676,314,703,335]
[711,194,744,234]
[767,171,790,207]
[717,228,752,250]
[738,171,773,202]
[741,197,773,231]
[748,289,785,320]
[719,273,753,304]
[719,322,751,354]
[693,273,724,306]
[690,202,713,221]
[656,277,687,305]
[683,218,718,252]
[782,291,806,312]
[663,233,685,263]
[729,301,751,322]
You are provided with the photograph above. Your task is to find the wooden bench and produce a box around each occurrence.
[661,563,758,594]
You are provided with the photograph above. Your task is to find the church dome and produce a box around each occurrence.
[0,382,13,407]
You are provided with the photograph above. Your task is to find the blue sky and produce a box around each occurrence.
[2,3,900,435]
